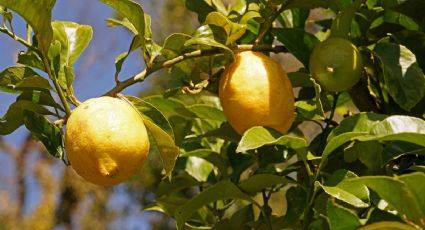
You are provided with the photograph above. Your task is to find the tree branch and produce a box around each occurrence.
[104,44,288,96]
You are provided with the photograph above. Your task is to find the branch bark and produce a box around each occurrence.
[103,44,288,97]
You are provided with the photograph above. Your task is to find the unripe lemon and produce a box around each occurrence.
[309,37,363,92]
[65,96,150,186]
[219,51,295,134]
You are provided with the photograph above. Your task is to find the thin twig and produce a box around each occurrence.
[0,26,39,54]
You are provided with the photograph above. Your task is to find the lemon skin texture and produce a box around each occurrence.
[65,96,150,186]
[219,51,295,134]
[309,37,364,92]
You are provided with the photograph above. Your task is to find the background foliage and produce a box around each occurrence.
[1,0,425,229]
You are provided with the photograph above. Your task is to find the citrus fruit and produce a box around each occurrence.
[65,96,150,186]
[219,51,295,134]
[309,37,363,92]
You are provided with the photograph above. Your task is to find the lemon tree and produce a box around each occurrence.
[1,0,425,229]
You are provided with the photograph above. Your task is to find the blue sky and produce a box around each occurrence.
[0,1,162,229]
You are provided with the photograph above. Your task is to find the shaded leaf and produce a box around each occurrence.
[0,100,53,135]
[281,186,306,227]
[327,200,362,230]
[186,104,226,122]
[272,28,319,68]
[330,0,362,39]
[238,174,295,195]
[374,43,425,111]
[23,110,63,158]
[358,221,417,230]
[353,173,425,225]
[156,174,199,197]
[0,67,45,93]
[174,180,253,229]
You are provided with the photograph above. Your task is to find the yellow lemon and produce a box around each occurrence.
[65,96,150,186]
[219,51,295,134]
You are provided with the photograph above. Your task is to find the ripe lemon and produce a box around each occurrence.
[309,37,363,92]
[65,96,150,186]
[219,51,295,134]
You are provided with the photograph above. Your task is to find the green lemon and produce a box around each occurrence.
[309,37,364,92]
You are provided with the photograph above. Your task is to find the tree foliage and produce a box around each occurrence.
[1,0,425,229]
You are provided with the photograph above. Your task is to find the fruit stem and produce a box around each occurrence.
[103,44,288,96]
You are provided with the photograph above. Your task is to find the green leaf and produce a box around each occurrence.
[185,25,234,62]
[321,113,387,164]
[315,181,369,208]
[353,173,425,225]
[344,141,384,171]
[357,115,425,147]
[184,0,215,22]
[373,43,425,111]
[0,67,47,93]
[51,21,93,66]
[17,51,45,71]
[186,104,226,122]
[144,119,179,178]
[156,174,199,197]
[330,0,362,39]
[23,110,63,158]
[287,0,328,9]
[162,33,192,58]
[205,12,246,45]
[358,221,417,230]
[0,0,55,53]
[0,100,53,135]
[238,174,294,195]
[98,0,145,38]
[126,96,174,139]
[185,156,214,182]
[174,180,253,229]
[236,126,306,153]
[17,90,63,111]
[326,170,370,205]
[125,96,178,177]
[106,17,138,34]
[281,186,307,227]
[272,28,319,68]
[143,95,197,119]
[146,196,189,217]
[327,200,362,230]
[201,122,241,143]
[180,149,228,179]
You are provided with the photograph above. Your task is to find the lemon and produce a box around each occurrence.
[309,37,363,92]
[219,51,295,134]
[65,96,150,186]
